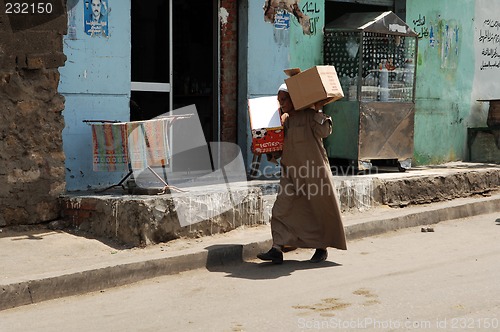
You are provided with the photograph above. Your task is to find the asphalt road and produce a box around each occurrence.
[1,213,499,332]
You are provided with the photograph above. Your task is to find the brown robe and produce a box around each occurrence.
[271,108,347,250]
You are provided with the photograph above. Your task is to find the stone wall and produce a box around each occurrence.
[0,2,67,226]
[60,184,265,247]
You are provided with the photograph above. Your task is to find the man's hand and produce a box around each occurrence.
[313,112,331,125]
[281,112,289,123]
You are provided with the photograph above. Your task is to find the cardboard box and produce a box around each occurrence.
[284,65,344,110]
[248,96,284,154]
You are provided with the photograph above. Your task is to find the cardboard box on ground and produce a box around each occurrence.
[248,96,284,154]
[284,65,344,111]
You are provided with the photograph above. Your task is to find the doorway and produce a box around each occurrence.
[130,0,218,142]
[325,0,394,23]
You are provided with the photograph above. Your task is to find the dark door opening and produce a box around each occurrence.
[172,0,216,143]
[130,0,171,120]
[325,1,393,23]
[130,0,217,143]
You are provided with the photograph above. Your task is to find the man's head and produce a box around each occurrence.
[92,0,102,20]
[277,83,294,113]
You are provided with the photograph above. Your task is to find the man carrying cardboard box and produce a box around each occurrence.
[284,65,344,111]
[257,82,347,264]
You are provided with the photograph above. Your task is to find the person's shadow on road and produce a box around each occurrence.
[204,244,342,280]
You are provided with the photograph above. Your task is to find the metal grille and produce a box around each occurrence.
[324,31,416,102]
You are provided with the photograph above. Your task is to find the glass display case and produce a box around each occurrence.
[323,11,418,171]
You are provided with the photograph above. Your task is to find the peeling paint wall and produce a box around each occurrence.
[407,0,476,164]
[59,0,131,191]
[289,0,324,69]
[263,0,316,36]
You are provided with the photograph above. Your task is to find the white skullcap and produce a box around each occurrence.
[278,83,288,93]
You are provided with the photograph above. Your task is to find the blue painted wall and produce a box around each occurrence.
[59,0,131,191]
[242,0,324,173]
[247,2,290,97]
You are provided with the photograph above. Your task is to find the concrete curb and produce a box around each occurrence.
[1,194,500,311]
[344,194,500,240]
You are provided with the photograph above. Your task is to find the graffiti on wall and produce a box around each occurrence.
[263,0,320,36]
[411,13,460,70]
[301,2,320,35]
[412,14,429,39]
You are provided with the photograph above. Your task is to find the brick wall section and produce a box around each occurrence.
[61,199,98,227]
[0,6,67,226]
[220,0,238,142]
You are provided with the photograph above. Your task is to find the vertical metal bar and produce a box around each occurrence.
[214,0,221,170]
[216,0,221,143]
[412,36,418,103]
[169,0,173,112]
[168,0,174,171]
[358,32,364,101]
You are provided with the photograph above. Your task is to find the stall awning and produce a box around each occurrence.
[325,11,417,37]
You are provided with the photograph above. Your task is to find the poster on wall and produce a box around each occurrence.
[84,0,109,37]
[472,0,500,100]
[274,10,290,30]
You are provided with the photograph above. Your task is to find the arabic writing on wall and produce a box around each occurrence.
[300,1,321,36]
[472,0,500,100]
[263,0,321,36]
[412,13,460,70]
[412,14,430,41]
[478,19,500,71]
[84,0,109,37]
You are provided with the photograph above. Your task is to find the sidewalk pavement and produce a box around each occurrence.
[1,162,500,311]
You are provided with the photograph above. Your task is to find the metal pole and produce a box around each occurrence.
[169,0,173,112]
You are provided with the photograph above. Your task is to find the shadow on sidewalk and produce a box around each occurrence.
[0,223,131,251]
[205,244,341,280]
[0,224,61,241]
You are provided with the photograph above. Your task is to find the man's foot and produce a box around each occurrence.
[309,249,328,263]
[282,245,297,253]
[257,247,283,264]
